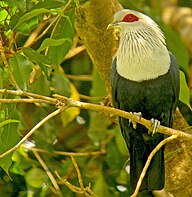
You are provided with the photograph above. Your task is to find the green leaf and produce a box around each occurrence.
[115,127,129,156]
[0,68,3,99]
[37,38,71,52]
[32,0,66,10]
[0,119,20,128]
[13,8,51,30]
[0,108,20,175]
[26,168,48,188]
[5,0,26,12]
[47,9,75,69]
[179,71,191,109]
[51,71,71,97]
[15,16,38,35]
[31,73,51,96]
[106,141,123,170]
[91,68,107,98]
[161,24,189,74]
[93,173,110,197]
[10,53,33,90]
[22,48,52,79]
[74,0,80,7]
[9,10,34,34]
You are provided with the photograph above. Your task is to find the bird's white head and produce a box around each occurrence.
[108,9,165,43]
[108,9,170,82]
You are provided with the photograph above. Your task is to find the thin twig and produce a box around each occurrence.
[55,171,82,193]
[65,74,93,81]
[0,35,20,89]
[26,147,106,157]
[33,150,62,196]
[0,107,65,159]
[55,171,97,197]
[70,156,84,190]
[24,17,50,48]
[64,45,86,60]
[55,150,106,156]
[0,98,53,104]
[130,135,178,197]
[0,89,57,104]
[79,94,102,101]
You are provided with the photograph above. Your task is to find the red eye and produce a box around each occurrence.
[122,14,139,22]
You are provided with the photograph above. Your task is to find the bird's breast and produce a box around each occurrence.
[116,33,171,81]
[116,71,173,119]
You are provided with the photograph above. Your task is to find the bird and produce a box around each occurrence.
[108,9,180,197]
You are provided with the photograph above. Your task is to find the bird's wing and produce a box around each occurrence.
[111,57,119,109]
[168,52,180,126]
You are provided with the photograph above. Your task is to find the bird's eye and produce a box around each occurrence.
[122,14,139,22]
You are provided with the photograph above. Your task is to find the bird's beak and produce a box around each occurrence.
[107,22,121,30]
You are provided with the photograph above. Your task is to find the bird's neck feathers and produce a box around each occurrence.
[116,27,170,82]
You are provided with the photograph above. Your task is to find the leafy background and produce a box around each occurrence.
[0,0,191,196]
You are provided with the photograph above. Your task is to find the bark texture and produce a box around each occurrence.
[75,0,122,94]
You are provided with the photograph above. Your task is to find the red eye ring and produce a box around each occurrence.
[122,14,139,22]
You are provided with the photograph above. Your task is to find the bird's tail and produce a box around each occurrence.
[120,118,165,191]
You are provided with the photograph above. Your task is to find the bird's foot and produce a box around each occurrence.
[148,118,160,135]
[129,112,142,129]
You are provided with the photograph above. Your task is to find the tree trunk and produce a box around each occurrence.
[75,0,122,95]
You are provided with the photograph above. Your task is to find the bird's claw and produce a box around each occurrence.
[149,118,160,135]
[129,112,142,129]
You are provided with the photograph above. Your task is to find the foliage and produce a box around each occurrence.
[0,0,191,196]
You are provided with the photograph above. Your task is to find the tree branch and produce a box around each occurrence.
[0,89,191,161]
[54,94,192,140]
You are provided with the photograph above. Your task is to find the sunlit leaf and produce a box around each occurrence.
[9,9,39,35]
[0,119,20,128]
[13,8,51,30]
